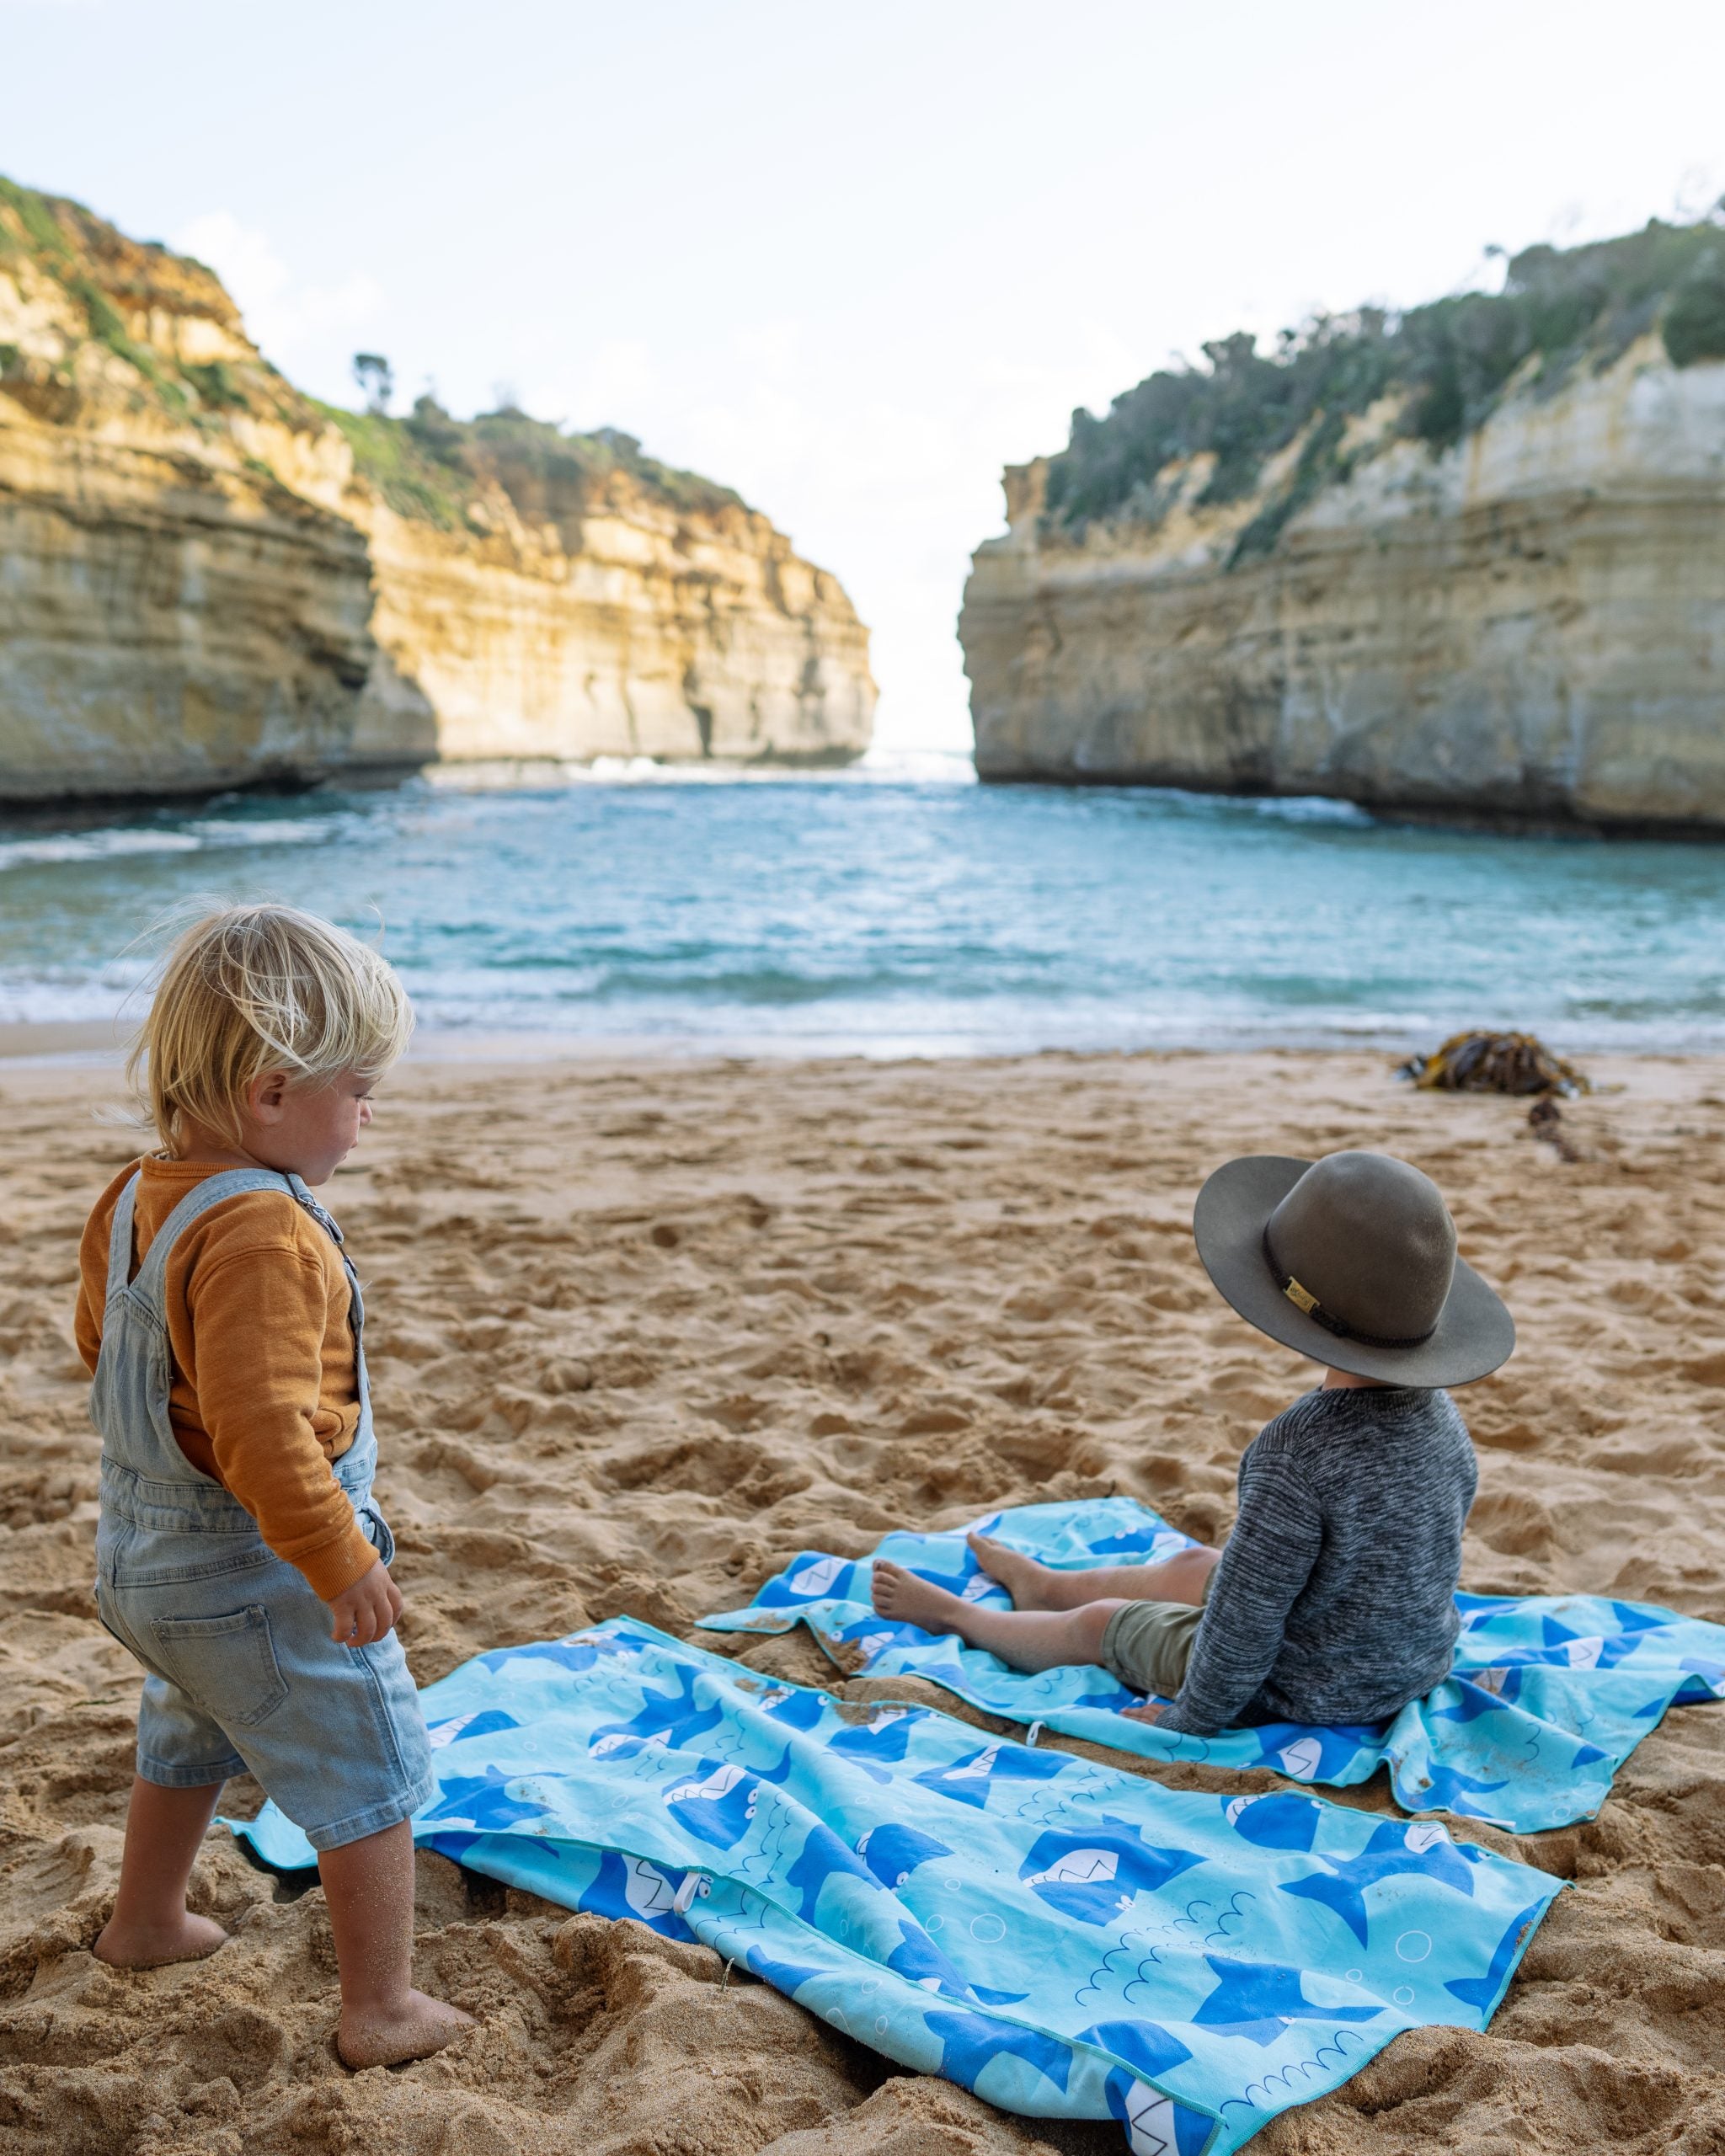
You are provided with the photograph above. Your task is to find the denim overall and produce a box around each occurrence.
[91,1167,431,1850]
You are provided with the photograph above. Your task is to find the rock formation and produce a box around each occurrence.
[0,179,873,805]
[962,222,1725,830]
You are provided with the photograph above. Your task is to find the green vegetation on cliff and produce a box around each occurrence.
[1,174,749,531]
[1044,215,1725,558]
[316,396,745,535]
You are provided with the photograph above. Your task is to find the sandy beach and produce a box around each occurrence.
[2,1045,1722,2154]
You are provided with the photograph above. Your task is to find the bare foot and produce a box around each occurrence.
[93,1911,228,1970]
[966,1533,1060,1609]
[337,1991,475,2069]
[872,1560,968,1635]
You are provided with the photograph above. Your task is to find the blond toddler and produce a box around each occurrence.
[77,904,469,2068]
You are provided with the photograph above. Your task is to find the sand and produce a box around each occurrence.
[1,1046,1722,2155]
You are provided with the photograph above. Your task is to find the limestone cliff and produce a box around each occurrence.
[962,221,1725,830]
[0,179,873,804]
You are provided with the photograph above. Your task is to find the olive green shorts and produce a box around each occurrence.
[1099,1568,1215,1700]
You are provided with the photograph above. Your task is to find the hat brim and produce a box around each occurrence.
[1193,1155,1515,1387]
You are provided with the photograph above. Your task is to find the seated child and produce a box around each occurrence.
[77,904,471,2068]
[873,1149,1514,1736]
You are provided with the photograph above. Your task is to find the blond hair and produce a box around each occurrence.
[128,905,413,1150]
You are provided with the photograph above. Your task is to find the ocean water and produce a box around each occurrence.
[4,755,1725,1057]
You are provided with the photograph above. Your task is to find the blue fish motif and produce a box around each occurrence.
[474,1634,615,1676]
[1192,1954,1383,2047]
[1223,1792,1320,1851]
[856,1822,952,1887]
[1019,1820,1204,1925]
[425,1706,520,1750]
[884,1918,1026,2003]
[1444,1896,1550,2012]
[757,1684,826,1732]
[915,1741,1068,1810]
[924,2008,1073,2096]
[420,1768,553,1832]
[590,1663,724,1757]
[744,1943,830,1999]
[1089,1530,1169,1556]
[661,1760,761,1848]
[1280,1818,1477,1946]
[828,1708,919,1780]
[1400,1760,1513,1818]
[783,1821,884,1921]
[1076,2016,1193,2078]
[1245,1723,1383,1780]
[579,1850,693,1936]
[1429,1677,1518,1725]
[757,1553,857,1606]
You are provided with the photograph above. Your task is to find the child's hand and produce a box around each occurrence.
[1121,1701,1166,1724]
[326,1559,404,1646]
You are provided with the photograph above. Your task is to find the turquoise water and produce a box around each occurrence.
[4,760,1725,1054]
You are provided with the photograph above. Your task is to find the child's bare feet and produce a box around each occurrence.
[337,1991,474,2069]
[872,1560,969,1634]
[93,1910,228,1970]
[966,1533,1061,1609]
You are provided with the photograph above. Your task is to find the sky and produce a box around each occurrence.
[3,0,1723,753]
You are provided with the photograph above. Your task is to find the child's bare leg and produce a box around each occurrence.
[94,1775,229,1968]
[969,1532,1220,1611]
[320,1820,474,2068]
[874,1561,1123,1673]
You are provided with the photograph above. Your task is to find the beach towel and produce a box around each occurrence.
[230,1615,1559,2155]
[698,1498,1725,1835]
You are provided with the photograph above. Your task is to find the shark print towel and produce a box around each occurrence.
[230,1616,1560,2154]
[698,1497,1725,1834]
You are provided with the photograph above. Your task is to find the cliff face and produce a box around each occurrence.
[963,227,1725,829]
[0,182,431,801]
[0,180,873,804]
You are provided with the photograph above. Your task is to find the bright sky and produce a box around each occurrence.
[4,0,1723,751]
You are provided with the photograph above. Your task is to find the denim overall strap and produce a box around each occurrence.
[104,1170,143,1304]
[126,1167,306,1315]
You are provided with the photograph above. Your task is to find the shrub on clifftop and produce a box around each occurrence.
[1044,211,1725,547]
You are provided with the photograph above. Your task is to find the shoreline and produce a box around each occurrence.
[4,1016,1724,1077]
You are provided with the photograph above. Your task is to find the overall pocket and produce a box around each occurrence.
[358,1504,396,1567]
[150,1604,289,1728]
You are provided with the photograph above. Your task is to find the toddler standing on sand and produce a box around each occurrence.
[77,905,470,2068]
[874,1150,1515,1735]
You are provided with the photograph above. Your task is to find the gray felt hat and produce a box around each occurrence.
[1192,1150,1514,1387]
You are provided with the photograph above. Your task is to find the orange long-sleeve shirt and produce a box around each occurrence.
[77,1156,379,1602]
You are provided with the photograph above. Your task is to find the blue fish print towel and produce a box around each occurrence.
[231,1618,1559,2155]
[698,1498,1725,1834]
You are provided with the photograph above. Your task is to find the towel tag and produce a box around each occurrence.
[672,1871,708,1915]
[1025,1721,1044,1748]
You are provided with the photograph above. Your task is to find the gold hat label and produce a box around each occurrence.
[1282,1277,1319,1316]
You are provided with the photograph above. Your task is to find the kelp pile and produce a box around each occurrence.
[1397,1031,1591,1097]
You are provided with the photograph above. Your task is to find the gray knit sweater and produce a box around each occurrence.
[1159,1385,1477,1737]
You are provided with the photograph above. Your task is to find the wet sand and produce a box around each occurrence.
[1,1049,1722,2153]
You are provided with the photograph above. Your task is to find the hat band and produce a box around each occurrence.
[1261,1225,1439,1352]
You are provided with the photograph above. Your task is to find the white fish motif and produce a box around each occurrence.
[664,1764,748,1806]
[1562,1636,1605,1669]
[1122,2082,1178,2156]
[787,1556,850,1598]
[945,1744,1002,1781]
[1023,1848,1119,1891]
[590,1730,668,1758]
[1277,1737,1322,1779]
[1404,1821,1450,1854]
[621,1859,681,1919]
